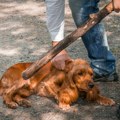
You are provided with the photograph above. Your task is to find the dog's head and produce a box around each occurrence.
[65,59,95,92]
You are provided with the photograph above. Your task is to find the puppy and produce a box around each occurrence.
[0,59,115,109]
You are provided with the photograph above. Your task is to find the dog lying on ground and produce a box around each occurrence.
[0,59,115,109]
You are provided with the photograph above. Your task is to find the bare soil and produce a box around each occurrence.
[0,0,120,120]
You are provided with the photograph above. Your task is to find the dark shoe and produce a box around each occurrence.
[93,72,119,82]
[116,105,120,119]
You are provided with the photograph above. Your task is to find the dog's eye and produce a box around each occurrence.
[90,73,93,76]
[78,72,83,76]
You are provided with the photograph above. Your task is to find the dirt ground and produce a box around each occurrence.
[0,0,120,120]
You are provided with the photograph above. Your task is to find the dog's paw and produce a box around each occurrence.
[4,101,18,109]
[59,103,70,110]
[97,96,115,106]
[17,99,31,107]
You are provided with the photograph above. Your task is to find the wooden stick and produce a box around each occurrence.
[22,2,113,80]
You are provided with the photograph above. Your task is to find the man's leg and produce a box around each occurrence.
[116,105,120,119]
[69,0,118,81]
[45,0,71,70]
[45,0,65,41]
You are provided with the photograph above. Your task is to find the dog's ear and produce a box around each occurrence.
[64,59,73,72]
[86,86,100,101]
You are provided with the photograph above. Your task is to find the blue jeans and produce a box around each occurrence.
[69,0,116,76]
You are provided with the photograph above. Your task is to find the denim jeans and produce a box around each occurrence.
[69,0,116,76]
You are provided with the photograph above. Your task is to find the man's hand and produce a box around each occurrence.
[51,41,71,70]
[52,52,71,70]
[112,0,120,12]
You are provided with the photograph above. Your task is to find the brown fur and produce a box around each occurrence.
[0,59,115,109]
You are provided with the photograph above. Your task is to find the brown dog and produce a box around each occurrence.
[0,59,115,109]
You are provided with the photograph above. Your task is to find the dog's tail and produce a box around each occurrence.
[0,76,3,96]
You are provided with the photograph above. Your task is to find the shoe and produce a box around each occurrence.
[93,72,119,82]
[116,105,120,119]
